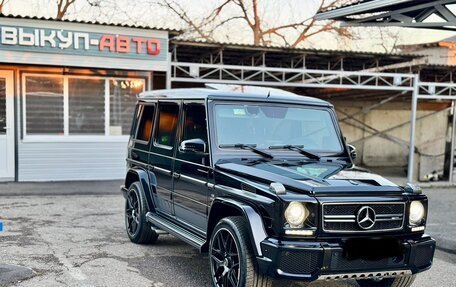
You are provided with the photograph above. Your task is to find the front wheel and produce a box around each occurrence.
[357,275,416,287]
[209,216,273,287]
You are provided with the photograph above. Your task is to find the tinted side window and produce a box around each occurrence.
[156,103,179,147]
[135,105,155,142]
[183,103,208,143]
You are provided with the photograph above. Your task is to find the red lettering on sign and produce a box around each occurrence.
[116,36,130,53]
[147,39,160,55]
[99,35,115,52]
[132,37,146,53]
[99,35,160,55]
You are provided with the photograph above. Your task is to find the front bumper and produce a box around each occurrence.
[257,235,435,282]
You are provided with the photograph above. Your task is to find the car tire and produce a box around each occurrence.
[209,216,274,287]
[125,182,158,244]
[357,275,416,287]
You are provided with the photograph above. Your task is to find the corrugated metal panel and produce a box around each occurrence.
[0,13,181,34]
[170,39,422,57]
[18,141,128,181]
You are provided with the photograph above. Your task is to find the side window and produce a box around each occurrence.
[183,103,208,144]
[178,102,209,166]
[155,102,179,147]
[135,105,155,142]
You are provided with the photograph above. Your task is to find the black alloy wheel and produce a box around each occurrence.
[209,217,273,287]
[124,182,158,244]
[126,188,140,237]
[210,227,241,287]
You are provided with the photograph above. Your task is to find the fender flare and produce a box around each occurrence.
[125,168,156,212]
[209,198,268,257]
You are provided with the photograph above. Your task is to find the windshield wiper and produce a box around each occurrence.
[268,144,320,160]
[219,144,274,160]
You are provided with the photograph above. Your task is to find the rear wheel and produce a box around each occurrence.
[125,182,158,244]
[209,216,273,287]
[357,275,416,287]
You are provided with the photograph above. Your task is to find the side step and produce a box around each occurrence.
[146,212,206,251]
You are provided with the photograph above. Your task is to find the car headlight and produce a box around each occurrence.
[409,201,425,225]
[285,202,309,228]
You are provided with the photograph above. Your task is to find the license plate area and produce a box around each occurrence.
[343,238,404,261]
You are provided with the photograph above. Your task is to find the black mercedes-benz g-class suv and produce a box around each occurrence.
[121,87,435,287]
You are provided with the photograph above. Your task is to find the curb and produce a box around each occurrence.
[419,182,456,189]
[0,180,122,197]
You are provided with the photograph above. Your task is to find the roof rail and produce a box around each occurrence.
[204,84,297,97]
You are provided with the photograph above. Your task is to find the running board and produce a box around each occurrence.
[146,212,206,251]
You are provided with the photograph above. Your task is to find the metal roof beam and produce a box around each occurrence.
[344,0,455,23]
[315,0,413,20]
[435,4,456,21]
[317,0,456,31]
[343,21,456,29]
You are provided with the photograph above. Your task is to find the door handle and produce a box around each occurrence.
[131,151,139,160]
[173,172,181,179]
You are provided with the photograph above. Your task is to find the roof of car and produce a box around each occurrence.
[138,88,331,106]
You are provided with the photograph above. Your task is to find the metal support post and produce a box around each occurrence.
[449,101,456,182]
[166,52,172,89]
[407,76,419,183]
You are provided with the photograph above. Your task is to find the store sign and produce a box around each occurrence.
[0,25,167,61]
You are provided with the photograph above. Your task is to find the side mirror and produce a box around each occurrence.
[179,138,207,154]
[348,144,357,161]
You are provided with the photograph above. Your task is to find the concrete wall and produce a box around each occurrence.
[400,46,450,66]
[334,101,450,179]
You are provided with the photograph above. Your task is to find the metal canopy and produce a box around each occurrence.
[168,41,456,183]
[316,0,456,31]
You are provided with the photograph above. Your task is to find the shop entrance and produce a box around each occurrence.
[0,71,15,181]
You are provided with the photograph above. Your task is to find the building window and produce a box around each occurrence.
[110,79,144,136]
[0,78,6,134]
[25,76,64,134]
[69,78,105,135]
[23,74,146,139]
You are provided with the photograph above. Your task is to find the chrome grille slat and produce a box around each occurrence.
[322,202,405,233]
[324,215,356,219]
[324,219,356,223]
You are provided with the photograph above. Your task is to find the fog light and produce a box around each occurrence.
[285,229,314,236]
[411,226,425,232]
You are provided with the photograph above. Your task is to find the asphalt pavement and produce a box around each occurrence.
[0,181,455,287]
[423,188,456,255]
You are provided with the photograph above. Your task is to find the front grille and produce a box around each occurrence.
[277,250,321,275]
[322,202,405,233]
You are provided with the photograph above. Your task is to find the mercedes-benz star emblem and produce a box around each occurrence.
[356,206,376,230]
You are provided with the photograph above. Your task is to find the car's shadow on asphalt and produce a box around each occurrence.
[133,235,357,287]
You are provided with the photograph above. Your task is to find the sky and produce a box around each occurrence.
[3,0,455,52]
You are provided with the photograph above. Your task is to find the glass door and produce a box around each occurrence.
[0,71,14,180]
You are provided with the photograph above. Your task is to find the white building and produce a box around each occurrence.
[0,15,173,181]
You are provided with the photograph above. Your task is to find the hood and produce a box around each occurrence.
[215,159,404,195]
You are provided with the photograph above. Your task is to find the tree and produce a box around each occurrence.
[56,0,76,19]
[55,0,101,20]
[157,0,354,47]
[0,0,8,13]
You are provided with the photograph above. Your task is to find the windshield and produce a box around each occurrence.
[214,104,343,153]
